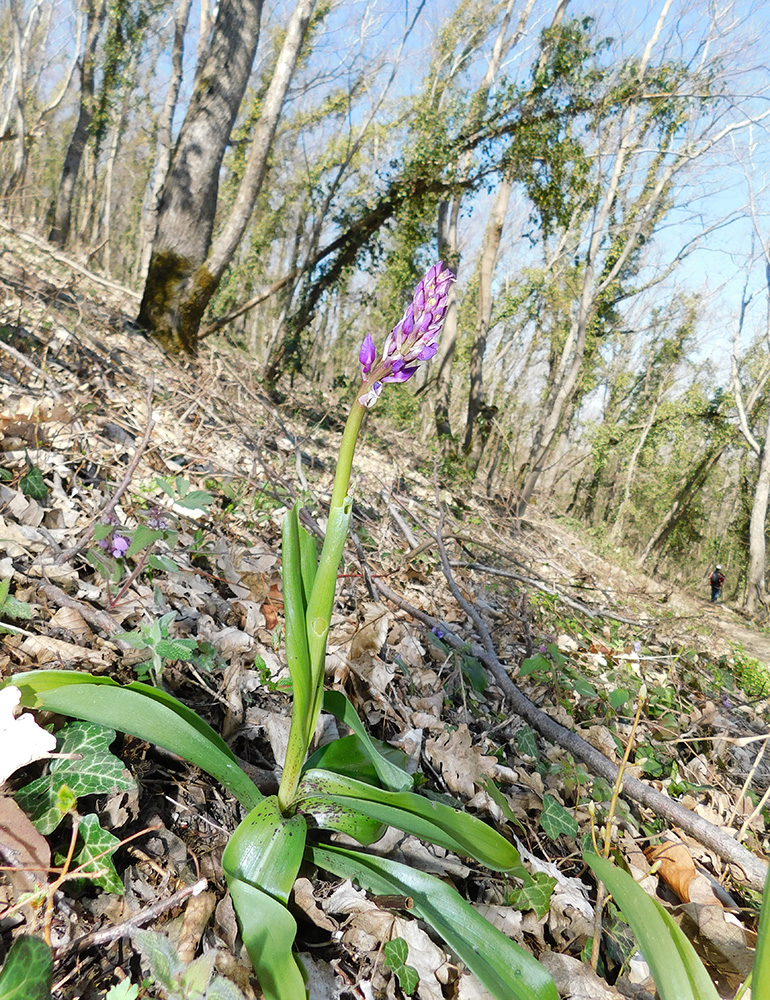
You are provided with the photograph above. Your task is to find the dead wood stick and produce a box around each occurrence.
[0,338,63,394]
[376,554,768,891]
[54,878,208,958]
[450,561,644,626]
[54,378,155,565]
[431,515,768,891]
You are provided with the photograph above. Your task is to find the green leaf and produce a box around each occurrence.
[514,726,540,762]
[608,688,632,710]
[16,721,135,834]
[586,854,720,1000]
[508,873,556,919]
[321,690,413,791]
[0,936,52,1000]
[124,526,164,559]
[226,878,306,1000]
[518,654,549,678]
[8,672,262,810]
[223,796,306,905]
[73,813,123,893]
[154,638,198,661]
[132,930,182,991]
[0,593,33,620]
[754,869,770,1000]
[294,795,385,845]
[297,769,520,871]
[384,939,419,995]
[147,554,180,573]
[105,981,139,1000]
[175,489,215,510]
[570,678,598,699]
[19,463,48,501]
[281,505,312,719]
[310,844,559,1000]
[481,777,526,835]
[207,977,249,1000]
[539,795,578,841]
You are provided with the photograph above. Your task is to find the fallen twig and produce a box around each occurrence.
[54,878,208,958]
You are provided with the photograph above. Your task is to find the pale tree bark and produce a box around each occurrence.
[138,0,317,353]
[137,0,193,282]
[463,172,513,468]
[3,0,33,204]
[731,255,770,614]
[431,0,540,451]
[516,0,770,518]
[48,0,107,247]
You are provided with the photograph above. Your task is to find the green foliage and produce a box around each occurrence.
[0,936,52,1000]
[540,794,578,841]
[15,721,134,834]
[114,611,200,683]
[132,930,247,1000]
[586,854,721,1000]
[19,454,48,501]
[0,577,34,623]
[384,939,419,995]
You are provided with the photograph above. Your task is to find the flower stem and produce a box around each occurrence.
[331,400,365,510]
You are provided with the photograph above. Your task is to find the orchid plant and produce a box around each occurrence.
[7,264,558,1000]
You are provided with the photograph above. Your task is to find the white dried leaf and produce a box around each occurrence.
[0,686,57,785]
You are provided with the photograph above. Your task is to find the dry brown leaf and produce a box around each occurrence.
[49,605,90,634]
[645,841,696,901]
[424,724,498,799]
[349,602,390,661]
[19,633,107,666]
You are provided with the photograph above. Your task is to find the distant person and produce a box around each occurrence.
[709,565,725,603]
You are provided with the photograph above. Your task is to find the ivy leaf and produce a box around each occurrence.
[514,725,540,761]
[383,939,419,995]
[508,872,556,919]
[0,935,52,1000]
[15,721,135,834]
[71,814,123,893]
[539,795,578,841]
[19,461,48,501]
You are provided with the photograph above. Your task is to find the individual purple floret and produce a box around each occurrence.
[110,534,130,558]
[358,261,455,408]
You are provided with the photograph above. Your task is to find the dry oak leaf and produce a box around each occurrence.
[424,724,498,800]
[645,840,696,902]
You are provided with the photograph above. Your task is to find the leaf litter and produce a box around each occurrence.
[0,232,769,998]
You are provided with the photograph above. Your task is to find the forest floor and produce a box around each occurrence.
[1,223,770,1000]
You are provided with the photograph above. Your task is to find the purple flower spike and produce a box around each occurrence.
[357,261,455,408]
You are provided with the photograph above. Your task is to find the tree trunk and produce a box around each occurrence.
[138,0,317,354]
[137,0,193,282]
[463,172,512,466]
[745,408,770,613]
[48,0,106,247]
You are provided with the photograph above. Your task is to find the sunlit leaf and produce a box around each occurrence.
[310,843,558,1000]
[586,853,720,1000]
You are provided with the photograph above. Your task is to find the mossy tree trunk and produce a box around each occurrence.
[138,0,317,355]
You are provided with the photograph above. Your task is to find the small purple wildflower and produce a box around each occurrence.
[110,534,130,558]
[358,261,455,408]
[539,644,548,654]
[147,505,168,531]
[431,626,446,639]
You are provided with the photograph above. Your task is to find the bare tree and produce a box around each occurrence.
[48,0,107,247]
